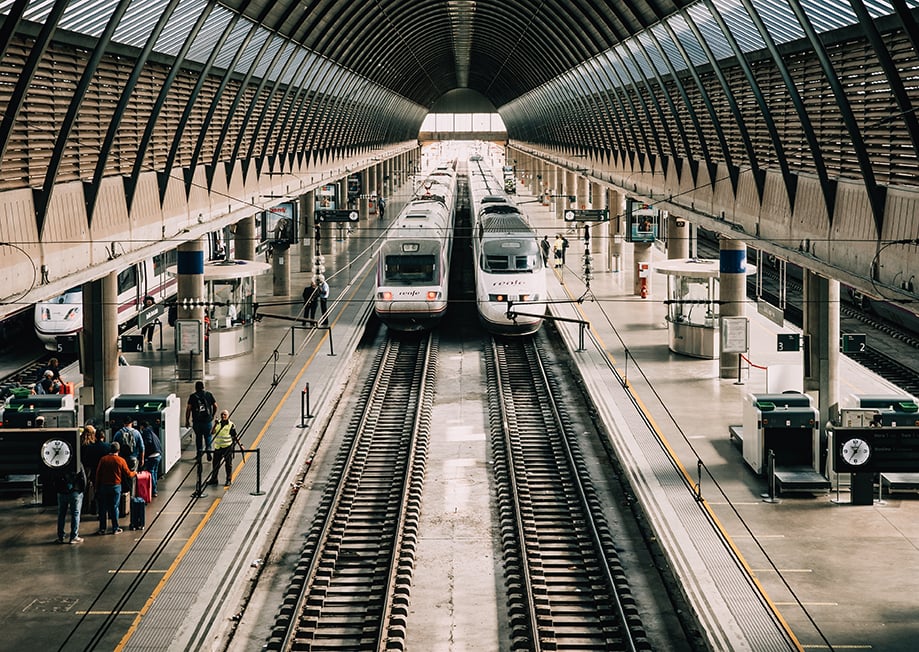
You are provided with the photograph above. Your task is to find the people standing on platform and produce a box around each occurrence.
[35,369,61,395]
[553,234,564,267]
[540,235,550,264]
[317,275,330,326]
[114,416,144,472]
[140,295,156,348]
[377,195,386,220]
[53,465,85,544]
[561,235,569,264]
[186,380,218,460]
[95,442,135,535]
[80,425,105,515]
[42,357,62,381]
[203,314,211,361]
[139,420,163,497]
[208,410,238,487]
[302,279,319,322]
[583,223,591,246]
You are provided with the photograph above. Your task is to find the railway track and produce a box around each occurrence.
[486,336,651,651]
[267,333,437,651]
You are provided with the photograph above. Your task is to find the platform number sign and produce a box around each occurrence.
[777,333,800,352]
[121,335,144,353]
[840,333,867,353]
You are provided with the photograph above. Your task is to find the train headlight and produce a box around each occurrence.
[426,291,441,301]
[519,294,529,302]
[379,291,393,301]
[65,308,80,320]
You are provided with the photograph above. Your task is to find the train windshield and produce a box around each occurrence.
[481,240,540,273]
[384,254,437,283]
[52,288,82,303]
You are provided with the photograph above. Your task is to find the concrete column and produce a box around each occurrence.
[668,214,690,259]
[608,189,623,272]
[718,239,747,379]
[576,175,588,210]
[235,215,255,261]
[80,273,119,424]
[299,190,314,272]
[337,178,348,209]
[359,170,370,220]
[590,182,603,211]
[529,155,540,195]
[271,238,290,297]
[633,243,652,296]
[804,272,840,423]
[176,239,206,380]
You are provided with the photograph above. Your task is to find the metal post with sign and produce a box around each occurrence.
[721,316,749,384]
[175,319,203,381]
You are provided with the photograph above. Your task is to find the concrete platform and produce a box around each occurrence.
[3,177,919,651]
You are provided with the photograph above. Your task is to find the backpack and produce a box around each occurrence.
[191,391,213,421]
[118,427,136,456]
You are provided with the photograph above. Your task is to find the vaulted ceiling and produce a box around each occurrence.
[218,0,690,108]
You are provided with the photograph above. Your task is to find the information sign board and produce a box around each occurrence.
[833,427,919,473]
[563,209,609,222]
[315,209,359,223]
[841,333,867,353]
[777,333,800,352]
[721,316,749,353]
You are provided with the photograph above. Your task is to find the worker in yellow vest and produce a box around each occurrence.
[209,410,238,487]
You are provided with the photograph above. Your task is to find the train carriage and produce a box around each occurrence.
[469,160,547,335]
[374,164,457,331]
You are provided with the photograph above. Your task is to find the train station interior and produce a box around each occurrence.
[1,1,919,650]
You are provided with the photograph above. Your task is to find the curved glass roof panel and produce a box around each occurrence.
[113,0,171,48]
[748,0,804,44]
[59,0,117,38]
[668,13,708,67]
[687,4,735,62]
[185,6,234,64]
[153,0,208,56]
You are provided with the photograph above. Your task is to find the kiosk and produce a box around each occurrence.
[654,258,721,359]
[171,259,271,360]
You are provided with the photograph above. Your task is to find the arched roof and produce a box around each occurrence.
[219,0,688,109]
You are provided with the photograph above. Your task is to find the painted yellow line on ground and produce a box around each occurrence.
[753,568,813,573]
[114,497,222,651]
[107,569,168,574]
[116,266,374,650]
[774,602,838,606]
[560,281,803,651]
[77,611,141,616]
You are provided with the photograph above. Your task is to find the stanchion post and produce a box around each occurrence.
[301,383,313,426]
[250,448,265,496]
[191,451,207,498]
[762,449,780,503]
[155,319,165,351]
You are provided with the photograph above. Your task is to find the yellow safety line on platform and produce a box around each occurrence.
[561,279,804,651]
[116,266,372,650]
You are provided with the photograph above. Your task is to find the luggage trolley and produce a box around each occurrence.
[742,392,830,494]
[105,394,182,476]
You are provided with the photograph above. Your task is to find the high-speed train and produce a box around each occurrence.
[469,160,547,335]
[34,250,178,350]
[374,163,458,331]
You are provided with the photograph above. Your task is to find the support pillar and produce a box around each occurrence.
[176,240,206,380]
[359,170,370,220]
[80,273,119,424]
[668,214,690,259]
[719,239,747,378]
[235,216,255,261]
[608,189,622,273]
[299,190,314,272]
[804,272,840,423]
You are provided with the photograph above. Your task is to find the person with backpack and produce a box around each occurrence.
[113,416,144,472]
[185,380,218,460]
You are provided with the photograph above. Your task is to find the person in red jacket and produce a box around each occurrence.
[95,442,136,535]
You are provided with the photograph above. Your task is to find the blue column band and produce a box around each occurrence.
[720,249,746,274]
[177,250,204,275]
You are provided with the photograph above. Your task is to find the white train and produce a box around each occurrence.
[469,160,547,335]
[34,250,178,350]
[374,163,458,331]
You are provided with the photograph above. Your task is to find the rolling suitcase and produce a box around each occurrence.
[135,470,152,504]
[130,496,145,530]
